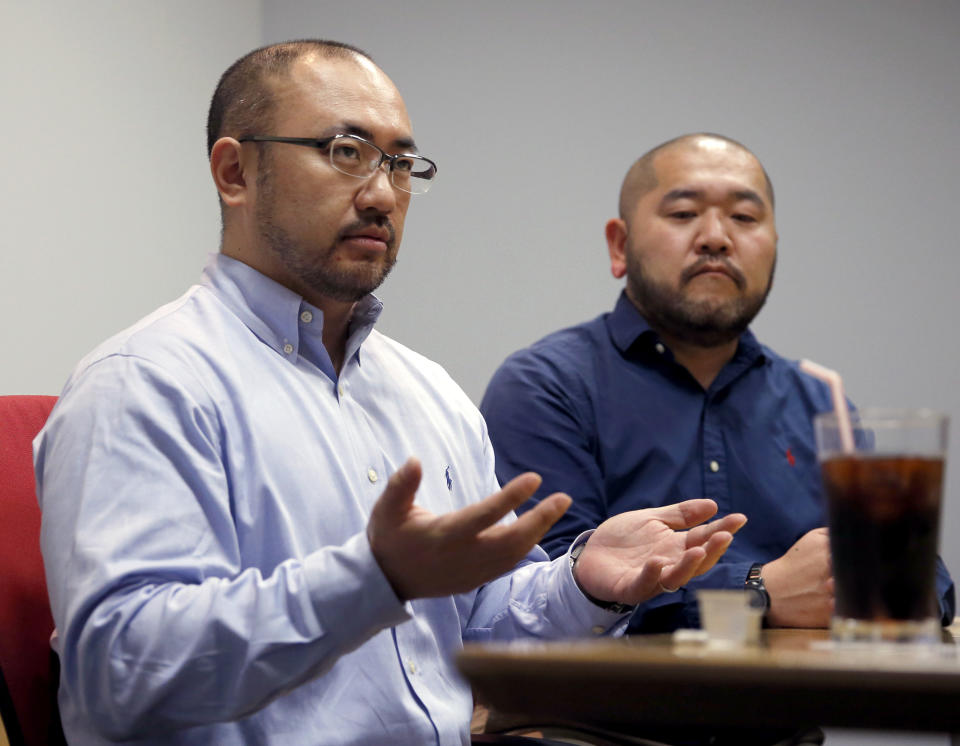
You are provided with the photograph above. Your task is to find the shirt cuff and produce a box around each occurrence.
[564,530,635,628]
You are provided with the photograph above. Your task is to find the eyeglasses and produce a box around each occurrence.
[238,133,438,195]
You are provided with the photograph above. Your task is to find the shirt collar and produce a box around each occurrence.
[200,253,384,369]
[607,290,658,354]
[605,289,766,366]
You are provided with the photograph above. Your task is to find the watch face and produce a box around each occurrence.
[746,586,768,611]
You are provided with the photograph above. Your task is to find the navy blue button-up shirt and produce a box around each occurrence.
[481,292,955,631]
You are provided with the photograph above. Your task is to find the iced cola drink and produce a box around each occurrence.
[815,410,948,643]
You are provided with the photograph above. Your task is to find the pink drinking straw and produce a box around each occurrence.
[799,359,855,453]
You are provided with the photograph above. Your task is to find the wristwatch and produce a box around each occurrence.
[744,562,770,614]
[569,540,634,615]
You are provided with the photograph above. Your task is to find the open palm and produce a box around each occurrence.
[573,499,747,606]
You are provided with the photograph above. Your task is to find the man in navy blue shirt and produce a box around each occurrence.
[481,133,955,632]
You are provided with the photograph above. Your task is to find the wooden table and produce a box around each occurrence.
[458,628,960,738]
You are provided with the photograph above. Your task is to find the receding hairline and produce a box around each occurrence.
[617,133,775,218]
[206,39,378,157]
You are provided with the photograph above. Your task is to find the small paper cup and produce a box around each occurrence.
[698,589,762,647]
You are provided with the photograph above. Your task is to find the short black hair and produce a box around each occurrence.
[206,39,373,157]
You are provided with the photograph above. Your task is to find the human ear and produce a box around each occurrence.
[605,218,628,279]
[209,137,249,208]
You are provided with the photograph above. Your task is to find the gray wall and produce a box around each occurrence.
[4,3,959,742]
[1,0,261,392]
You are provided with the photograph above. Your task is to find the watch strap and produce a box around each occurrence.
[569,540,634,615]
[745,562,770,613]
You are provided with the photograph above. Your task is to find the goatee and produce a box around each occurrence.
[627,254,776,348]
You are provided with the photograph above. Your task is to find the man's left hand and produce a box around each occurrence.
[572,499,746,606]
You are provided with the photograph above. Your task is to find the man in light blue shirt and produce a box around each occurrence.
[34,40,745,745]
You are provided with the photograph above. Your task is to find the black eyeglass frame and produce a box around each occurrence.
[237,134,437,193]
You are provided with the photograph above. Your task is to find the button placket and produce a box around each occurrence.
[701,401,729,510]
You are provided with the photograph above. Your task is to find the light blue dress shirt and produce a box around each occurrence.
[35,254,623,745]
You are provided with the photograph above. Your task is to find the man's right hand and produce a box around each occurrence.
[366,458,572,601]
[762,527,834,628]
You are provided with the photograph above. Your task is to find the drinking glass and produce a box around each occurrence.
[814,408,948,643]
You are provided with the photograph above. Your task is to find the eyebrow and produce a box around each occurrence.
[321,122,419,153]
[660,188,766,209]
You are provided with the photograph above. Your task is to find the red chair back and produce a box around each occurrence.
[0,395,61,746]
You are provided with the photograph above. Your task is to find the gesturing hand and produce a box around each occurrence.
[367,458,572,601]
[572,500,747,606]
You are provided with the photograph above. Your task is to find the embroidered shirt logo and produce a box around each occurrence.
[786,448,796,467]
[445,465,453,491]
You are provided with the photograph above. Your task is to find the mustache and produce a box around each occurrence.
[338,217,396,248]
[681,257,746,289]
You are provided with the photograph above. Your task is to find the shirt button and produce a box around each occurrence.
[591,625,605,636]
[655,343,665,354]
[282,343,294,355]
[338,384,345,397]
[407,660,417,675]
[368,468,378,483]
[300,310,313,324]
[709,460,720,473]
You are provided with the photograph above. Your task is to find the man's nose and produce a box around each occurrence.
[696,211,729,254]
[355,163,397,213]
